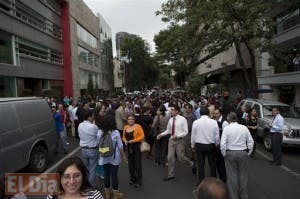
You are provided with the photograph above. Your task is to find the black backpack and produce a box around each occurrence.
[98,131,116,157]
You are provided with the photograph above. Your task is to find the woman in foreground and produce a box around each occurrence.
[46,156,103,199]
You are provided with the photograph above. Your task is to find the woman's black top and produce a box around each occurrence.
[247,116,258,134]
[125,130,137,154]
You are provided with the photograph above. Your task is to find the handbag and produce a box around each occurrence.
[140,140,150,152]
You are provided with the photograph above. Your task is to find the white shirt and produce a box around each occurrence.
[67,105,74,121]
[220,122,254,157]
[160,114,188,138]
[218,116,229,129]
[191,115,220,148]
[293,57,300,65]
[78,120,99,148]
[189,100,195,108]
[71,106,78,121]
[270,113,284,133]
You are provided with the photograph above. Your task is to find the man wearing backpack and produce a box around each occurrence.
[98,115,127,199]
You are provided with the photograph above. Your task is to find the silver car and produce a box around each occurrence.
[237,99,300,151]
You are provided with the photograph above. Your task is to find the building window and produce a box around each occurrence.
[42,79,50,90]
[0,0,11,12]
[77,24,97,49]
[79,70,98,88]
[51,50,63,65]
[16,37,63,65]
[0,76,16,97]
[39,0,61,16]
[0,0,62,39]
[78,46,99,67]
[79,70,88,87]
[15,0,62,39]
[18,39,49,60]
[0,30,13,64]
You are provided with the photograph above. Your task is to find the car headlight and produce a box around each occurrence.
[282,125,292,137]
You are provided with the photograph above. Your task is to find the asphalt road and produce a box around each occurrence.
[116,146,300,199]
[14,138,300,199]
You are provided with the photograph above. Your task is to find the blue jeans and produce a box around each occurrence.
[55,131,68,152]
[81,148,98,187]
[103,164,119,190]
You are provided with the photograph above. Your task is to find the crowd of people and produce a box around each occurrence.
[45,90,285,199]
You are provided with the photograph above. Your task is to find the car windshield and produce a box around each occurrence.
[263,105,300,118]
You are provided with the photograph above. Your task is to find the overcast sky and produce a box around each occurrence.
[83,0,168,56]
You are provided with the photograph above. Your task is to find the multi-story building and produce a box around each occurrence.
[116,32,131,60]
[116,31,132,92]
[68,0,101,99]
[98,13,114,95]
[0,0,113,100]
[258,1,300,109]
[196,43,253,97]
[113,58,123,92]
[0,0,65,97]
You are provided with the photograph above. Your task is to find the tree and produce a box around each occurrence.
[121,35,159,91]
[186,73,205,95]
[155,62,172,88]
[157,0,279,98]
[154,25,190,87]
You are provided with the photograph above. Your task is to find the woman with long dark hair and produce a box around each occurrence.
[46,156,103,199]
[98,114,126,199]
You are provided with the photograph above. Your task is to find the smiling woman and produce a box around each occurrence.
[46,157,103,199]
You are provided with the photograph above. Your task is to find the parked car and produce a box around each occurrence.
[0,97,57,197]
[237,99,300,151]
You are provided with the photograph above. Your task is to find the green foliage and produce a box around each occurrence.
[154,25,192,87]
[154,25,186,63]
[156,0,279,98]
[186,73,205,95]
[121,35,159,91]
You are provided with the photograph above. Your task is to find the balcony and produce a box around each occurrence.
[258,71,300,85]
[277,14,300,33]
[274,9,300,47]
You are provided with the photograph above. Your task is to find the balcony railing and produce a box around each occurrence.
[0,0,62,40]
[277,9,300,34]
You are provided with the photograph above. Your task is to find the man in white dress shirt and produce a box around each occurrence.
[191,107,220,185]
[157,104,194,181]
[78,110,99,188]
[220,112,254,199]
[267,107,284,166]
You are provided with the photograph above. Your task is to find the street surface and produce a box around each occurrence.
[15,138,300,199]
[117,144,300,199]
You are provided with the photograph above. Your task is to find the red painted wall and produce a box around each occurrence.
[61,2,73,97]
